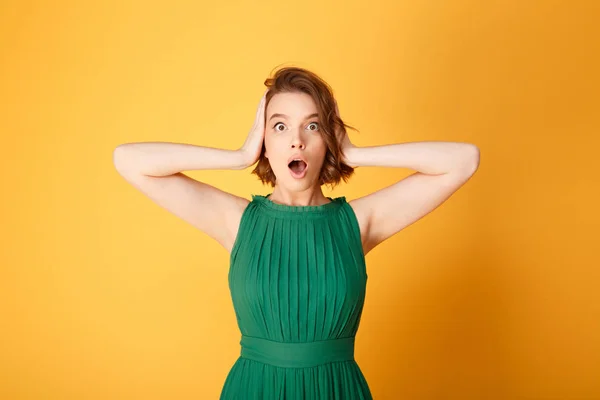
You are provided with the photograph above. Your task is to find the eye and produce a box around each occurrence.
[272,121,319,132]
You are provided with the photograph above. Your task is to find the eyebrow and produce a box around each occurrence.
[268,113,319,122]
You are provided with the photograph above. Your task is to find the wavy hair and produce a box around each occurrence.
[251,66,358,189]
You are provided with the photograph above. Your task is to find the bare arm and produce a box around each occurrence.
[112,143,252,253]
[112,91,268,254]
[331,100,479,255]
[113,142,249,176]
[346,141,480,255]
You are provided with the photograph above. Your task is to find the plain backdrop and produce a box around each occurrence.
[1,0,598,399]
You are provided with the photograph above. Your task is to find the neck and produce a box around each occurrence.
[268,187,331,207]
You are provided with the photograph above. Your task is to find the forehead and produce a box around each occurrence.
[267,92,318,117]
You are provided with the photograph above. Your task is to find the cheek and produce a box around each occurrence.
[264,138,282,164]
[263,136,273,158]
[314,140,328,159]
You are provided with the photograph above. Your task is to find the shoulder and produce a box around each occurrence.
[224,196,251,254]
[346,197,371,252]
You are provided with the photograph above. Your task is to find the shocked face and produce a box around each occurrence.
[264,92,327,189]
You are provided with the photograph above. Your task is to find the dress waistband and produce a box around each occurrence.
[239,335,355,368]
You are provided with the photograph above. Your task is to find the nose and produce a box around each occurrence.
[290,130,306,150]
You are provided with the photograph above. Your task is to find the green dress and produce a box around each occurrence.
[220,193,372,399]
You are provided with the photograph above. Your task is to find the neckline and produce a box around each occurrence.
[252,193,346,214]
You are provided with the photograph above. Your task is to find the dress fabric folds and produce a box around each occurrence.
[220,193,372,399]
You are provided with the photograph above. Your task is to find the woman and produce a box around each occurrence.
[113,66,480,399]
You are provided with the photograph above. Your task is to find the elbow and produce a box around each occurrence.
[458,143,480,176]
[113,144,136,174]
[468,144,480,169]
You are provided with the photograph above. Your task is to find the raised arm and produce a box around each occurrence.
[328,98,480,255]
[346,140,480,256]
[112,90,268,254]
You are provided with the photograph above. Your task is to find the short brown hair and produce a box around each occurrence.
[251,66,358,189]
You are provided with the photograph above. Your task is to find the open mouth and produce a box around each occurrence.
[288,159,308,177]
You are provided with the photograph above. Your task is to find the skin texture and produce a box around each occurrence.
[263,92,332,207]
[245,89,481,256]
[114,88,480,256]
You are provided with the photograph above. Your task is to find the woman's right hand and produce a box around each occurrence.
[239,89,268,167]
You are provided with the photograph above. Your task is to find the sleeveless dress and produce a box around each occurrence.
[220,193,372,399]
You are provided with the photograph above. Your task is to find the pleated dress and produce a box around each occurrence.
[220,193,372,399]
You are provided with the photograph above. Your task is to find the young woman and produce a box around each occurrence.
[113,66,480,399]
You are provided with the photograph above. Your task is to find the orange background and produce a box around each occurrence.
[1,1,598,399]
